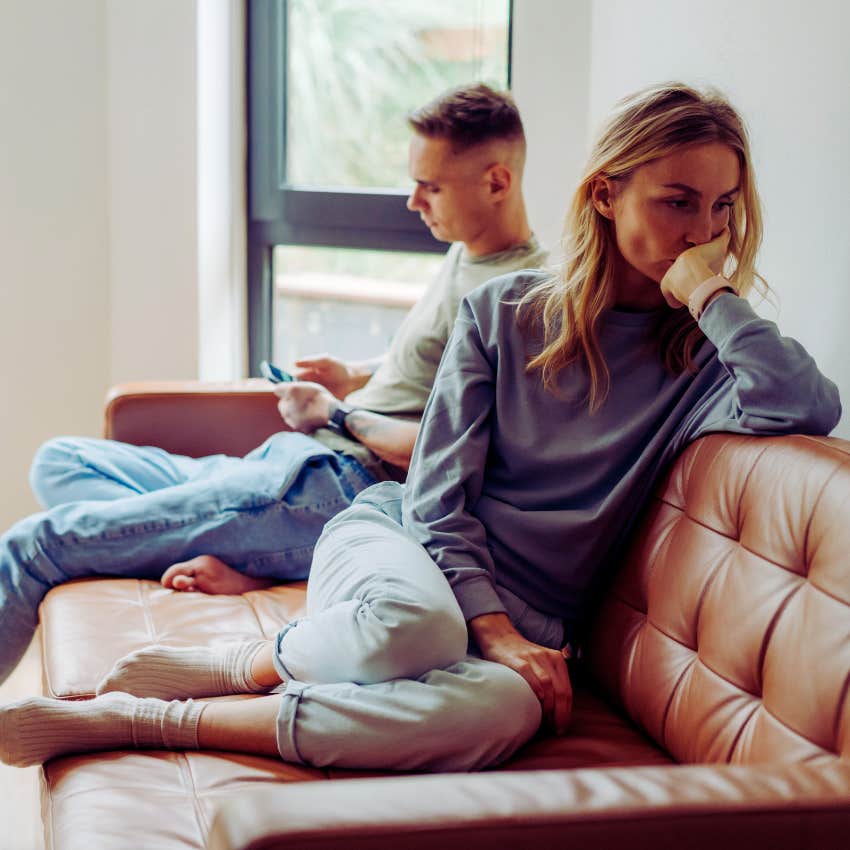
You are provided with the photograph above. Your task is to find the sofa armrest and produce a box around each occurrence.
[104,380,285,457]
[207,762,850,850]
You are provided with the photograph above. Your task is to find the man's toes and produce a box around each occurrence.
[170,574,197,592]
[161,562,186,588]
[161,561,198,589]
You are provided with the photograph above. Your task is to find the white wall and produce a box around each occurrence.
[0,0,109,527]
[584,0,850,436]
[107,0,199,384]
[512,0,592,254]
[0,0,239,528]
[197,0,248,381]
[107,0,245,384]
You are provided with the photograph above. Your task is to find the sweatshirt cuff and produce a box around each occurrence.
[452,574,508,622]
[698,291,760,348]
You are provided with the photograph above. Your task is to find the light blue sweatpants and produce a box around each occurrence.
[269,498,543,772]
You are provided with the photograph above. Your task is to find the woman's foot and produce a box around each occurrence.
[161,555,275,595]
[0,692,203,767]
[96,640,276,699]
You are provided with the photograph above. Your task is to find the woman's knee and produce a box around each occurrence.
[310,504,468,680]
[316,498,401,548]
[357,592,468,682]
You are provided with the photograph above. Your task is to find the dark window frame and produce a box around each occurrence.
[246,0,513,370]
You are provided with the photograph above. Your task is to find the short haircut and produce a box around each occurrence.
[407,83,525,152]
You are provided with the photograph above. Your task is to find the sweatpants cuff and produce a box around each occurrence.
[272,620,299,682]
[276,680,307,764]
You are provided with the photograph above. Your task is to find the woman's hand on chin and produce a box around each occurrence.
[661,228,730,308]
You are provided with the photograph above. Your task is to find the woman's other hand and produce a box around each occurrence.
[469,612,572,734]
[661,227,730,308]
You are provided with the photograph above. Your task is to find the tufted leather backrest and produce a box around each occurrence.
[587,433,850,766]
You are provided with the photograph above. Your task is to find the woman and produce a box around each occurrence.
[1,83,840,772]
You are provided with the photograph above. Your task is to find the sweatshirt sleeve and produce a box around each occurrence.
[689,292,841,438]
[401,298,507,622]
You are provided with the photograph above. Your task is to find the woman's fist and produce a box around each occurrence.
[661,228,730,308]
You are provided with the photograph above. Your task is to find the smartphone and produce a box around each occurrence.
[259,360,295,383]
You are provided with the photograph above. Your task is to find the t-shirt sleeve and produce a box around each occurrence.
[344,246,468,414]
[401,298,506,622]
[688,293,841,438]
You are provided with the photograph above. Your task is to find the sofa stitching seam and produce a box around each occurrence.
[757,700,839,759]
[733,439,771,548]
[137,580,158,643]
[41,766,57,850]
[721,699,762,762]
[802,455,850,577]
[175,752,210,845]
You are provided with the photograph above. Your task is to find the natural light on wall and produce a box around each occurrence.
[272,0,511,365]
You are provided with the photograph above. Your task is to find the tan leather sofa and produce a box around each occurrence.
[35,382,850,850]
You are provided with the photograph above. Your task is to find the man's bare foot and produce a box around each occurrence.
[161,555,275,595]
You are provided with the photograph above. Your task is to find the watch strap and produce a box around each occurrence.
[327,402,356,439]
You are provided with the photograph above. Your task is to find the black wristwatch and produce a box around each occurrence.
[327,401,357,439]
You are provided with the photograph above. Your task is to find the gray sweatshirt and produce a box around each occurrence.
[402,271,841,635]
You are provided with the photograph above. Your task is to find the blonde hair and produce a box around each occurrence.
[518,82,766,410]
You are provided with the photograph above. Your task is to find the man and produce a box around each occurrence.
[0,83,546,686]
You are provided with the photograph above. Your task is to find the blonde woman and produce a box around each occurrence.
[1,84,840,773]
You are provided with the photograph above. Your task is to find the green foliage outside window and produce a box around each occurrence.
[287,0,510,188]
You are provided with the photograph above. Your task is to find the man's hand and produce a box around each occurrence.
[274,382,335,433]
[469,612,572,734]
[294,355,365,399]
[660,228,730,308]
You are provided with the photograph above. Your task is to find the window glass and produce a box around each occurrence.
[272,245,445,364]
[286,0,511,189]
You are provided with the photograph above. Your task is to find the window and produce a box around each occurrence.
[247,0,512,370]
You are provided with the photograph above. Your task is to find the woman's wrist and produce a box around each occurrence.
[469,612,517,650]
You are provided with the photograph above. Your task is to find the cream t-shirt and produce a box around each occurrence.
[346,237,547,415]
[314,237,548,480]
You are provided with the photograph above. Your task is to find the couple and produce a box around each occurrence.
[0,82,840,772]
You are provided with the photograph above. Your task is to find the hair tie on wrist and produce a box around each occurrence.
[688,275,737,320]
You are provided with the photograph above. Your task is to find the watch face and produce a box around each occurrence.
[329,404,354,437]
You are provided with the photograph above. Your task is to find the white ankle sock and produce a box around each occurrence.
[96,641,270,700]
[0,692,205,767]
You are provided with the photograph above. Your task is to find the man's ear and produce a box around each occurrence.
[485,164,512,200]
[590,175,616,220]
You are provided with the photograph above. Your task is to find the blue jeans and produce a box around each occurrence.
[0,433,377,684]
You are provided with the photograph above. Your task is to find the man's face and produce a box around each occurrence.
[406,134,495,248]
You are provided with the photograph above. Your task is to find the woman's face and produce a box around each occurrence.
[595,142,741,308]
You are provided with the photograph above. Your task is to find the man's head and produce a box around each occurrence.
[406,84,529,255]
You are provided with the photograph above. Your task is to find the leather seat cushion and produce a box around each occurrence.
[38,579,672,849]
